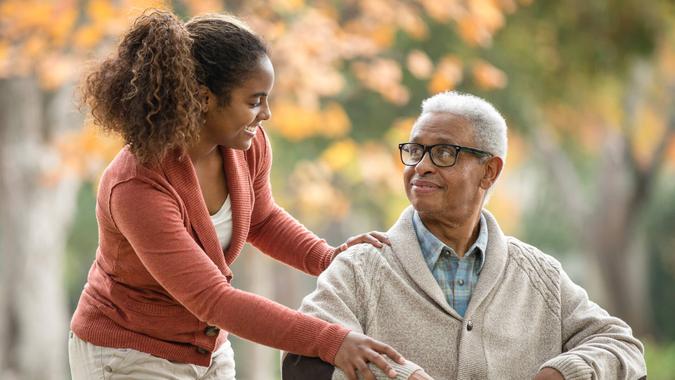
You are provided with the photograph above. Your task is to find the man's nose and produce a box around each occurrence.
[414,152,435,175]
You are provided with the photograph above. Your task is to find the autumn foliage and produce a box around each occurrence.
[3,0,673,231]
[0,0,531,226]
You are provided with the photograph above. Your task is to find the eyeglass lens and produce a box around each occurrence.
[401,144,458,167]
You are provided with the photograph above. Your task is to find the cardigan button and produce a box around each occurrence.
[104,365,113,373]
[466,320,474,331]
[204,326,220,337]
[196,347,210,355]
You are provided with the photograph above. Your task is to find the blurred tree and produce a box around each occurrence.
[0,1,528,379]
[0,78,79,380]
[480,0,675,336]
[645,178,675,343]
[5,0,675,379]
[0,2,157,379]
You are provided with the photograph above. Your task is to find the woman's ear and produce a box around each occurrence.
[480,156,503,190]
[199,85,212,112]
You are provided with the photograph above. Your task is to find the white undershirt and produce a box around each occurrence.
[210,196,233,250]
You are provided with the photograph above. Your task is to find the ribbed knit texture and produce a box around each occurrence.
[542,355,594,380]
[70,127,349,366]
[296,207,646,380]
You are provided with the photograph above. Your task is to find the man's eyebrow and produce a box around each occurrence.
[249,92,267,97]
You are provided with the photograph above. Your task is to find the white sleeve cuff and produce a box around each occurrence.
[540,354,594,380]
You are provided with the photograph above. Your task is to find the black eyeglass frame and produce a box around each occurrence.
[398,142,493,168]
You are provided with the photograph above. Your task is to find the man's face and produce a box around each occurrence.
[403,112,489,225]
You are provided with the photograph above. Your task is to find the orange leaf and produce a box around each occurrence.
[407,50,433,79]
[397,8,428,40]
[420,0,455,22]
[22,35,47,60]
[472,60,507,89]
[73,24,104,50]
[321,139,358,171]
[633,105,666,167]
[370,24,395,48]
[427,55,463,93]
[268,100,320,141]
[88,0,117,23]
[486,189,521,235]
[457,16,492,46]
[320,102,352,138]
[182,0,224,15]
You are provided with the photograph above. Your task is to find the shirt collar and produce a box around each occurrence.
[412,211,488,272]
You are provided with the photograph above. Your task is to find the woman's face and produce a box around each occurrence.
[201,54,275,150]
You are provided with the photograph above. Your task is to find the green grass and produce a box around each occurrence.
[644,340,675,380]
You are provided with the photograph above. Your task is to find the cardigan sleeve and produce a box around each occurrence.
[539,265,647,380]
[247,128,336,275]
[109,178,349,364]
[283,247,423,380]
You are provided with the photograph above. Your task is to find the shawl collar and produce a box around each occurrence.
[219,145,252,267]
[387,206,509,320]
[161,147,253,279]
[464,209,508,317]
[388,206,460,318]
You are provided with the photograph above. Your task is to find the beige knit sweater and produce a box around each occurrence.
[297,207,646,380]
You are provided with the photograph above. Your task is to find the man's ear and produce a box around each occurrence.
[480,156,503,190]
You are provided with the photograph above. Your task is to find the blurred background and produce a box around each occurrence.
[1,0,674,379]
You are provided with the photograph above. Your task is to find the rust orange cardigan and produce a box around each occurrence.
[70,128,349,366]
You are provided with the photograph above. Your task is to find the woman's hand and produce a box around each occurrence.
[334,231,390,256]
[334,331,405,380]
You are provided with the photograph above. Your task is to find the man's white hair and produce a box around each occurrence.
[419,91,507,162]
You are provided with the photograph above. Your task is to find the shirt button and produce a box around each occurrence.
[466,320,473,331]
[457,279,465,286]
[204,326,220,337]
[196,347,210,355]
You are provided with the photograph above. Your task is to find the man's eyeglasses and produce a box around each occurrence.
[398,143,493,168]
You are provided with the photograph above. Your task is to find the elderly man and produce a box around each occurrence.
[282,92,646,380]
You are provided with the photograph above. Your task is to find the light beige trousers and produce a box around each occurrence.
[68,331,236,380]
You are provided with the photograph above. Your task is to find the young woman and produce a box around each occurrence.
[69,10,402,380]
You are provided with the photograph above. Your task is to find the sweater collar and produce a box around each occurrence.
[412,211,487,272]
[388,206,508,320]
[160,147,252,279]
[218,145,251,267]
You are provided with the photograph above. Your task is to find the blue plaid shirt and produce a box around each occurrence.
[412,211,488,317]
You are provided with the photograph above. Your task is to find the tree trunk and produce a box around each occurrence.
[588,133,651,335]
[526,98,655,336]
[0,77,81,380]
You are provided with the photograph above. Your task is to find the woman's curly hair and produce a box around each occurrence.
[80,10,267,165]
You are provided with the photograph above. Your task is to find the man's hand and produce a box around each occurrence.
[533,367,564,380]
[334,231,390,256]
[334,331,405,380]
[409,369,434,380]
